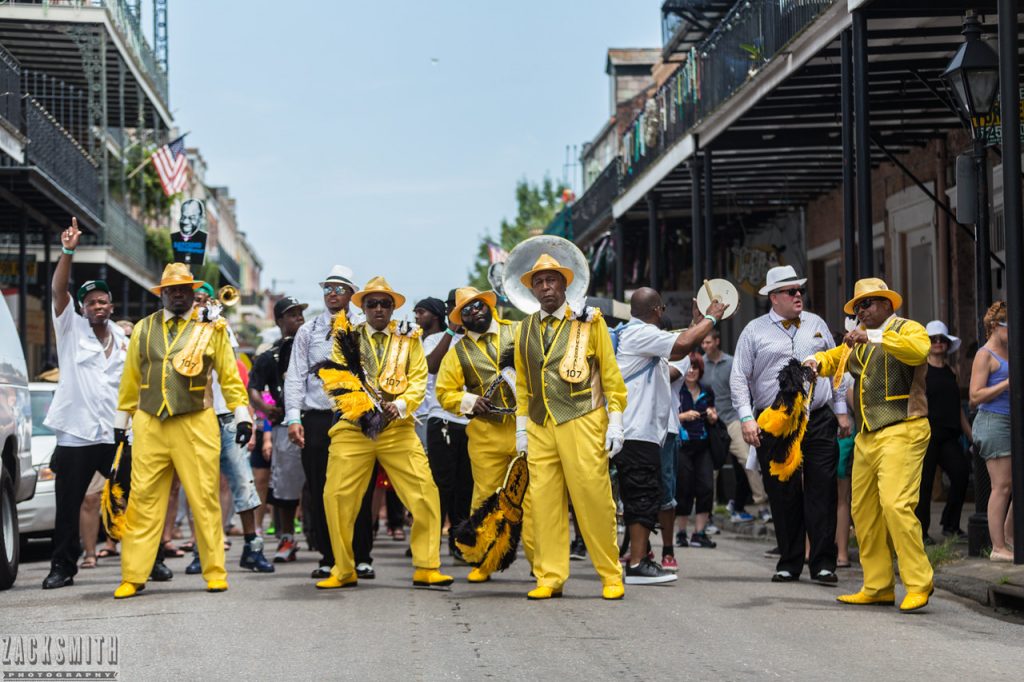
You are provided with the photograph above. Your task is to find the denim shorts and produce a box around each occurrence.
[973,409,1011,460]
[660,436,678,510]
[219,418,262,513]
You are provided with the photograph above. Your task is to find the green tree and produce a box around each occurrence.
[468,177,567,290]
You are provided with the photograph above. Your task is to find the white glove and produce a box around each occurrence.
[516,416,529,455]
[605,412,625,458]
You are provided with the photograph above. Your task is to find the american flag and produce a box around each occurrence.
[487,241,509,264]
[151,135,190,196]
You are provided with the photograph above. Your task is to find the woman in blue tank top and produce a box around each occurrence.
[969,301,1013,562]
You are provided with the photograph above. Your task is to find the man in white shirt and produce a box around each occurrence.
[42,219,128,589]
[615,288,725,585]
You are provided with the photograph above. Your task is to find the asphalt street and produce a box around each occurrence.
[3,533,1022,681]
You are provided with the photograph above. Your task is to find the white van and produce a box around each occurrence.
[0,296,35,589]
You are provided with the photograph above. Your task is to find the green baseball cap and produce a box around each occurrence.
[197,282,215,298]
[77,280,111,304]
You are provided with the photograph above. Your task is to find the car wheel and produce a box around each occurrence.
[0,467,19,590]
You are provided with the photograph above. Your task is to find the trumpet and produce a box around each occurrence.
[218,285,239,307]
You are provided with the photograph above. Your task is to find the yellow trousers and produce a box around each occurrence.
[852,418,933,595]
[325,422,441,580]
[526,408,621,589]
[121,409,225,583]
[465,419,534,566]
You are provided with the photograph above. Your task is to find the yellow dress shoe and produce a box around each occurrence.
[466,568,492,583]
[316,574,358,590]
[113,582,145,599]
[412,569,454,588]
[900,586,934,613]
[206,579,229,593]
[602,584,625,600]
[526,585,563,600]
[836,590,895,606]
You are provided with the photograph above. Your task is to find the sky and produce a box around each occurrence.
[166,1,661,311]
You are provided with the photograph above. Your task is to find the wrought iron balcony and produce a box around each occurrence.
[103,199,149,272]
[661,1,735,55]
[218,248,241,287]
[1,0,168,103]
[571,160,621,244]
[624,0,836,187]
[0,44,21,131]
[24,97,101,217]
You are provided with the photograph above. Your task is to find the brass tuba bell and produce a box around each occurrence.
[217,285,239,307]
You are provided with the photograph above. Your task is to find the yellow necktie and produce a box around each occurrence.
[484,333,498,364]
[543,317,559,350]
[373,332,387,363]
[167,316,180,338]
[781,318,800,330]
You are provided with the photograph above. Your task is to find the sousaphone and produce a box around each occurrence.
[502,235,590,314]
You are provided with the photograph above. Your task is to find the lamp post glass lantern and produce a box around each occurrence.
[942,13,1000,126]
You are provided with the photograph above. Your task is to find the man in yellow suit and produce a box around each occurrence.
[316,277,452,590]
[113,263,253,599]
[514,254,627,600]
[435,286,534,583]
[805,278,933,612]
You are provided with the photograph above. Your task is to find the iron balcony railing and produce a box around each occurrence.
[0,44,22,131]
[24,97,101,216]
[571,159,621,243]
[218,249,241,286]
[103,199,149,272]
[2,0,168,104]
[623,0,836,186]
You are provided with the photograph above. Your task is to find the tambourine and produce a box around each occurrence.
[695,278,739,321]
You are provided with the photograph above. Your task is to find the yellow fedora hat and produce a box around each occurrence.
[518,253,575,288]
[844,277,903,315]
[149,262,204,295]
[449,287,498,326]
[351,276,406,310]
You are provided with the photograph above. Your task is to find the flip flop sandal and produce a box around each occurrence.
[97,547,119,559]
[80,556,97,569]
[162,542,186,558]
[392,529,406,541]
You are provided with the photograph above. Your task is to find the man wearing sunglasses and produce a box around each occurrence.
[805,278,933,613]
[435,287,534,583]
[284,265,375,580]
[730,265,850,586]
[316,277,451,589]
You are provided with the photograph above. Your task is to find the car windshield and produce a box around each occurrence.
[31,390,55,437]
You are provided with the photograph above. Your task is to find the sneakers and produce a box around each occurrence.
[704,523,720,536]
[758,508,773,523]
[763,545,781,558]
[689,532,717,549]
[273,536,298,563]
[730,511,755,523]
[624,557,678,585]
[355,562,376,580]
[240,537,275,573]
[661,554,679,572]
[569,538,587,561]
[675,531,689,548]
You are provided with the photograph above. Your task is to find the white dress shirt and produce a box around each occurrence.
[616,319,678,445]
[421,331,468,425]
[44,303,127,445]
[284,306,364,423]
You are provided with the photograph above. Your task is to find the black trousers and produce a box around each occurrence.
[50,443,118,575]
[915,426,970,535]
[301,410,374,566]
[425,417,473,549]
[732,459,753,511]
[617,440,661,530]
[677,440,714,517]
[756,407,838,576]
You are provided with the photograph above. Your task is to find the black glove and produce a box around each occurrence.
[114,428,129,445]
[235,421,253,446]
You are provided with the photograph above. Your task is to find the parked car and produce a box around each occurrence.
[17,382,58,541]
[0,296,35,589]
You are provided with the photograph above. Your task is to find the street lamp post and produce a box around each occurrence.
[941,11,1001,556]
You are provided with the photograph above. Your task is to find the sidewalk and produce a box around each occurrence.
[714,501,1024,615]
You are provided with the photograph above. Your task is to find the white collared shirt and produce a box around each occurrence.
[44,303,127,445]
[616,318,678,445]
[539,302,568,321]
[865,314,898,344]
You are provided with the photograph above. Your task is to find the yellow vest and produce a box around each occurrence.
[454,322,515,424]
[135,312,212,419]
[518,313,598,426]
[847,318,928,432]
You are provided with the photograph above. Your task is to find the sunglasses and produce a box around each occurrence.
[776,288,805,297]
[853,297,878,312]
[998,321,1008,328]
[323,285,351,296]
[461,299,486,315]
[929,335,948,344]
[364,298,394,310]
